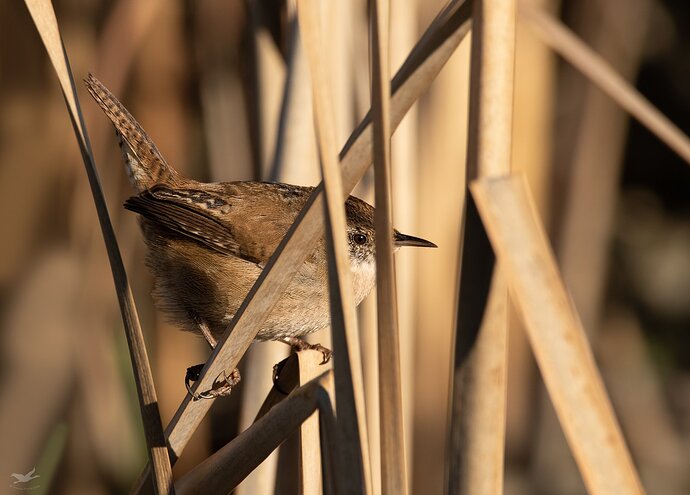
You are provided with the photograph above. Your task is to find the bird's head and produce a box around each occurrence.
[344,195,437,269]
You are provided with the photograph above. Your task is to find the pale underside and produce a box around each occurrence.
[144,222,376,341]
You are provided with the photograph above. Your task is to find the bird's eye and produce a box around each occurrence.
[353,233,368,245]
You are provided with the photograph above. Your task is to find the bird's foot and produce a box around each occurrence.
[280,337,332,364]
[185,364,241,401]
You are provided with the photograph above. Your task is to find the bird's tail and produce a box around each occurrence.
[84,73,179,192]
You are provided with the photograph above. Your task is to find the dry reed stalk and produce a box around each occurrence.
[251,24,320,480]
[359,291,382,495]
[350,2,379,491]
[388,3,419,485]
[298,350,329,494]
[237,5,290,494]
[46,1,163,481]
[412,10,471,493]
[470,174,644,494]
[448,0,515,493]
[505,0,558,463]
[511,0,558,220]
[133,4,472,491]
[370,0,407,493]
[520,2,690,167]
[255,353,304,421]
[175,371,336,494]
[275,10,337,493]
[67,2,161,476]
[24,1,174,493]
[248,1,287,179]
[270,19,320,185]
[298,0,372,490]
[195,0,254,182]
[524,2,652,490]
[235,344,286,495]
[522,0,653,335]
[325,0,357,147]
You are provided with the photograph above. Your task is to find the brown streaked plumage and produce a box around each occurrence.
[84,73,436,362]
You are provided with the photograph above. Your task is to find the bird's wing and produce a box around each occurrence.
[26,468,35,476]
[125,185,261,264]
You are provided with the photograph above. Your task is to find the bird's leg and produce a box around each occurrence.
[185,319,241,400]
[280,336,332,364]
[198,320,218,349]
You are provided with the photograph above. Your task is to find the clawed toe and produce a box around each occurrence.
[310,343,332,364]
[185,364,241,401]
[280,337,333,365]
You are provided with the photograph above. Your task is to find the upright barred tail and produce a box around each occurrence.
[84,74,179,192]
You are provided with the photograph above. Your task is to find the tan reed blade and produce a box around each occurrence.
[298,350,330,494]
[471,174,644,494]
[297,0,372,491]
[447,0,516,493]
[370,0,408,493]
[23,1,174,493]
[175,371,335,494]
[519,2,690,167]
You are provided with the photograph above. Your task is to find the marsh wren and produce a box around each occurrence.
[85,74,436,398]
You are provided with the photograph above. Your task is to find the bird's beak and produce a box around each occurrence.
[394,231,437,248]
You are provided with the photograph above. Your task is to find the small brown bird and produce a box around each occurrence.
[85,74,436,398]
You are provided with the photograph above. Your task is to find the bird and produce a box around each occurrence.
[11,468,39,484]
[84,74,436,399]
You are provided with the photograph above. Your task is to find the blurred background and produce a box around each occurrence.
[0,0,689,493]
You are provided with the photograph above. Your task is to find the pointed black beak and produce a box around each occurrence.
[394,231,437,248]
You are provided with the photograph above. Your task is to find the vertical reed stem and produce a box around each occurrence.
[371,0,408,493]
[448,0,516,493]
[24,1,173,492]
[298,0,373,491]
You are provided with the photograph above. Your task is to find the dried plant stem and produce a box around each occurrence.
[255,353,304,422]
[389,3,419,486]
[247,1,286,179]
[298,350,329,494]
[505,0,557,460]
[175,371,336,495]
[370,0,407,493]
[471,174,644,495]
[132,3,472,492]
[236,5,291,494]
[270,18,320,184]
[448,0,515,493]
[298,0,372,491]
[519,2,690,167]
[23,1,173,493]
[528,2,654,490]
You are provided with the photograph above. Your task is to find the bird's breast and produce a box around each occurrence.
[351,259,377,305]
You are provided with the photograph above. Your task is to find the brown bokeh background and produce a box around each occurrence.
[1,0,689,494]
